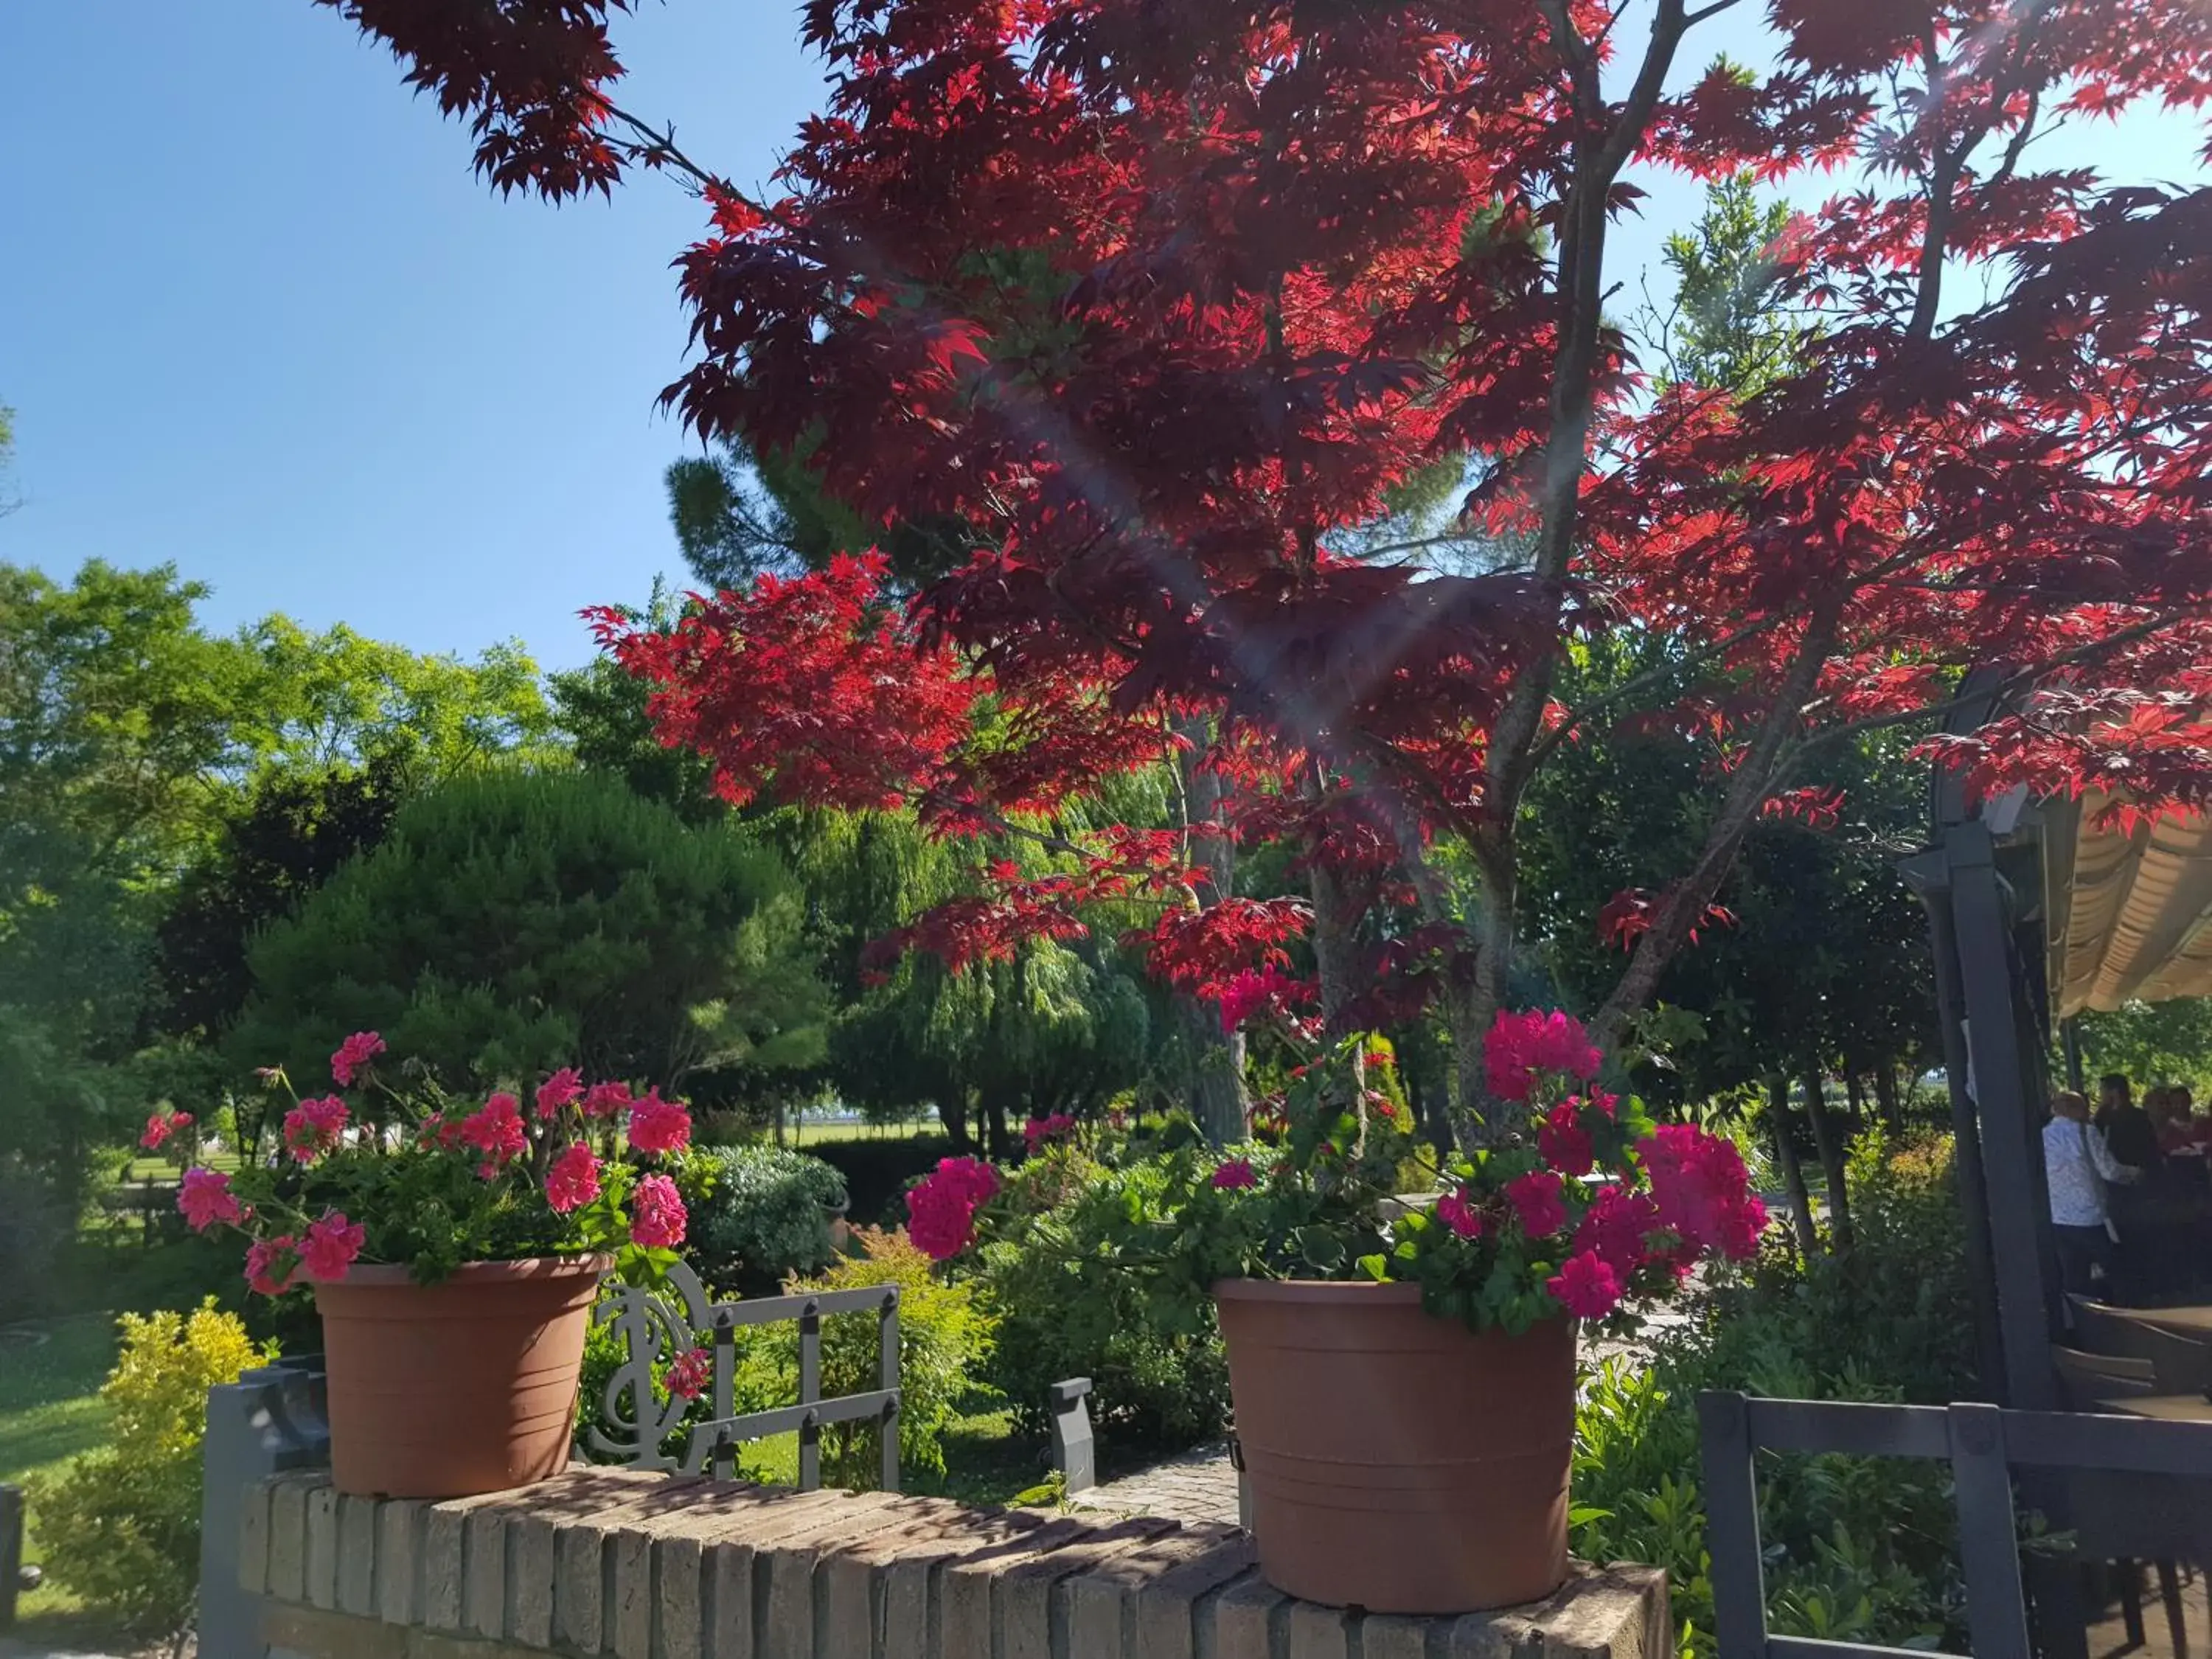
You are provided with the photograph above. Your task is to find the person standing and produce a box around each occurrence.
[2045,1088,2140,1301]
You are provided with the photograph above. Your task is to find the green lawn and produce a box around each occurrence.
[0,1313,118,1644]
[733,1405,1052,1509]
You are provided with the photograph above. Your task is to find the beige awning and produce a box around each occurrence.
[2046,790,2212,1017]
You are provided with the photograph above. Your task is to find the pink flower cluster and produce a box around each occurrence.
[1483,1009,1603,1104]
[665,1346,713,1402]
[627,1089,692,1155]
[1506,1170,1567,1238]
[282,1096,349,1164]
[178,1167,243,1232]
[139,1110,192,1151]
[1538,1102,1594,1178]
[330,1031,386,1086]
[1638,1124,1767,1262]
[545,1142,602,1214]
[629,1173,688,1249]
[535,1068,583,1119]
[1022,1113,1077,1155]
[906,1156,1001,1261]
[1210,1159,1258,1191]
[242,1210,364,1295]
[458,1092,528,1176]
[1435,1188,1483,1238]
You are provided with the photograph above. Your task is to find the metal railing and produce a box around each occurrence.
[588,1260,901,1492]
[1698,1390,2212,1659]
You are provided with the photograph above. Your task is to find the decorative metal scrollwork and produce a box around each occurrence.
[585,1258,714,1472]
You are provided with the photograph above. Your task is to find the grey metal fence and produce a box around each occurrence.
[588,1259,902,1492]
[1698,1390,2212,1659]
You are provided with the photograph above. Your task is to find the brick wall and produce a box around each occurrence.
[240,1469,1671,1659]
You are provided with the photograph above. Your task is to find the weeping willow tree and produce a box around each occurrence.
[768,805,1158,1153]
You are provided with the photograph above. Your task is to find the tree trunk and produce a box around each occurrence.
[1308,855,1363,1038]
[1844,1071,1866,1133]
[1178,995,1248,1146]
[984,1096,1011,1162]
[1173,719,1248,1145]
[1766,1072,1820,1258]
[1801,1062,1854,1253]
[1872,1063,1903,1135]
[939,1093,972,1152]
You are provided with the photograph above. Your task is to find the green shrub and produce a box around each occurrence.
[773,1226,996,1486]
[1571,1133,1972,1659]
[973,1152,1230,1450]
[686,1144,849,1292]
[29,1301,275,1637]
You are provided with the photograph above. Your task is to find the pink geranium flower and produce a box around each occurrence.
[1210,1159,1258,1190]
[457,1093,527,1175]
[1022,1113,1077,1155]
[629,1174,688,1249]
[299,1211,366,1282]
[545,1143,602,1214]
[665,1346,713,1402]
[535,1067,584,1119]
[330,1031,386,1086]
[1484,1009,1603,1103]
[245,1236,299,1296]
[581,1079,633,1118]
[1506,1169,1568,1238]
[626,1089,692,1155]
[178,1167,243,1233]
[282,1096,349,1165]
[905,1156,1001,1261]
[1548,1250,1624,1320]
[139,1109,192,1151]
[1639,1124,1765,1261]
[1573,1185,1662,1277]
[1435,1188,1484,1238]
[1539,1100,1595,1178]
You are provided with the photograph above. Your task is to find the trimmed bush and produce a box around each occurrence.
[686,1144,849,1291]
[29,1302,274,1638]
[780,1226,996,1486]
[973,1152,1230,1450]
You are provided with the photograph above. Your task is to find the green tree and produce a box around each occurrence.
[234,616,557,782]
[2077,1001,2212,1094]
[231,772,829,1102]
[149,757,413,1044]
[1651,161,1819,397]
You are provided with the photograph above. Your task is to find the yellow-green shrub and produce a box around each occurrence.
[782,1226,996,1487]
[29,1301,274,1637]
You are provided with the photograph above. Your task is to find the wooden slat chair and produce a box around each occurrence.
[2053,1344,2195,1655]
[2071,1295,2212,1394]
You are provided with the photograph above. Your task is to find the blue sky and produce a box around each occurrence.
[0,4,2199,670]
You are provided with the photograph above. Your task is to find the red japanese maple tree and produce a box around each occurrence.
[320,0,2212,1148]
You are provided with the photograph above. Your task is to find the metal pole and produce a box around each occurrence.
[1899,847,2006,1400]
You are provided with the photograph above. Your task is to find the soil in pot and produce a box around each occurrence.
[315,1255,607,1499]
[1215,1277,1576,1614]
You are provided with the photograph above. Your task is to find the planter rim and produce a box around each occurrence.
[1212,1276,1427,1306]
[322,1253,613,1290]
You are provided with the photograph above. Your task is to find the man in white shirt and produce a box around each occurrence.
[2045,1088,2141,1299]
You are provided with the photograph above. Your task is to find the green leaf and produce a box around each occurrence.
[1355,1253,1389,1282]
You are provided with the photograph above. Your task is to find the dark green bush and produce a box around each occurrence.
[686,1143,849,1292]
[1572,1133,1974,1659]
[807,1134,953,1228]
[973,1152,1230,1450]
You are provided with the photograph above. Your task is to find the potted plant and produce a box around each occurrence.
[906,1009,1764,1614]
[147,1033,695,1499]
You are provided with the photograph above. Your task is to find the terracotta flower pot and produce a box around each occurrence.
[1214,1277,1576,1613]
[314,1256,608,1499]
